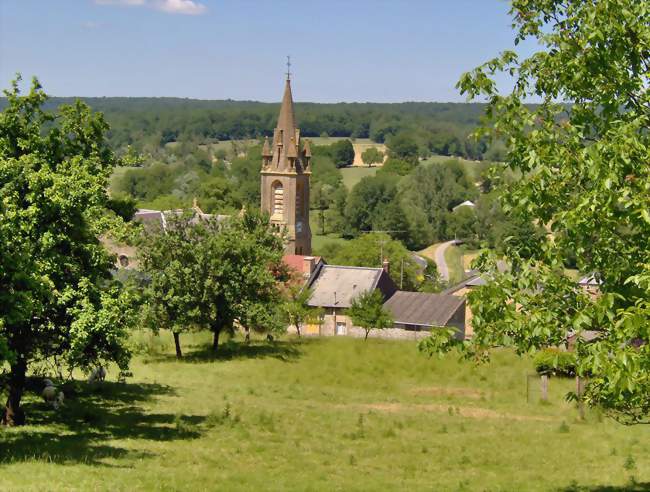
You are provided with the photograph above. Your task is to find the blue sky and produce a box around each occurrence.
[0,0,536,102]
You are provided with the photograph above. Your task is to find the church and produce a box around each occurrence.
[260,75,312,255]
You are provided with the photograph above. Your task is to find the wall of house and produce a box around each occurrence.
[450,287,473,338]
[286,307,459,341]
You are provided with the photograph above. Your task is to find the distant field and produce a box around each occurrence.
[3,333,648,490]
[340,166,378,190]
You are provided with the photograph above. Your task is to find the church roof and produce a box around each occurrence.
[267,78,307,173]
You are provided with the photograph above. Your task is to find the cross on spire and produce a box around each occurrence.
[286,55,291,80]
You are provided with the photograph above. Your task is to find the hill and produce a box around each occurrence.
[2,333,648,490]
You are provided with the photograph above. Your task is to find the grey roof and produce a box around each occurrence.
[134,209,229,230]
[443,273,483,294]
[579,274,602,286]
[383,291,465,327]
[307,265,391,308]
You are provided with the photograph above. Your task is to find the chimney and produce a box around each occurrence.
[303,256,316,278]
[382,258,390,274]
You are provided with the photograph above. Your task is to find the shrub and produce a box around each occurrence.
[534,348,577,377]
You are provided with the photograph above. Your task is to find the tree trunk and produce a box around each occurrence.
[295,323,301,338]
[3,357,27,426]
[173,332,183,359]
[364,329,370,341]
[244,327,250,344]
[212,329,220,352]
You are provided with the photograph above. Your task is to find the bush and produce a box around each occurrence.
[533,348,576,377]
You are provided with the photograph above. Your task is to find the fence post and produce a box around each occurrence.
[540,374,549,402]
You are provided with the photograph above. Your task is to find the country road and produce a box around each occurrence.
[433,240,459,281]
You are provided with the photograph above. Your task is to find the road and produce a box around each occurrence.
[433,240,458,281]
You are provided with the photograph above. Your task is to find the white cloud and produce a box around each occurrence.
[94,0,207,15]
[153,0,207,15]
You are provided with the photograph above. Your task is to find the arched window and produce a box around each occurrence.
[271,181,284,218]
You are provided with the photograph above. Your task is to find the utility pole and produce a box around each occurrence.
[400,258,404,289]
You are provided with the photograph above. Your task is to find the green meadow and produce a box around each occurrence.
[2,333,648,491]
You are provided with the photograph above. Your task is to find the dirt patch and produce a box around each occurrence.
[410,386,485,399]
[360,402,555,422]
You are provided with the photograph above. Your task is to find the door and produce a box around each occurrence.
[335,321,347,336]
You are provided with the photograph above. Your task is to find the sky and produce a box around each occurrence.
[0,0,537,103]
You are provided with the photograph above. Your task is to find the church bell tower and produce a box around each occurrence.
[260,69,312,255]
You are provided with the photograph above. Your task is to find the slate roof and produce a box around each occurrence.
[383,291,465,327]
[134,209,229,230]
[307,265,396,308]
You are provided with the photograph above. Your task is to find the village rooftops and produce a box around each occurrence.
[307,264,397,308]
[383,291,465,327]
[134,208,229,231]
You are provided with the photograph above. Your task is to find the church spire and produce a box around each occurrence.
[272,75,302,172]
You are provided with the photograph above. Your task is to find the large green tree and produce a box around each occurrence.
[0,78,136,425]
[348,290,394,340]
[423,0,650,424]
[139,210,285,355]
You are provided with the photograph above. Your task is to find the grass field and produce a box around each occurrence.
[444,243,465,285]
[340,166,378,190]
[2,333,648,491]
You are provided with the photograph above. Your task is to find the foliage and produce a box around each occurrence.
[377,157,415,177]
[324,139,355,168]
[3,96,496,160]
[317,233,438,291]
[533,348,577,377]
[387,133,419,163]
[348,290,394,340]
[281,287,323,337]
[361,147,384,167]
[0,77,137,424]
[427,0,650,424]
[139,210,285,355]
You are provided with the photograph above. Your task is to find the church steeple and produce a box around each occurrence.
[260,69,312,256]
[271,78,302,172]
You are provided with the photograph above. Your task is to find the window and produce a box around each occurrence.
[271,181,284,218]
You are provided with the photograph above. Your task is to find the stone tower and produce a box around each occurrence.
[260,75,312,255]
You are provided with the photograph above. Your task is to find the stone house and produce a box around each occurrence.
[294,258,466,340]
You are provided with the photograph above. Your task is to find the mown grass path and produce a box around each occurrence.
[1,334,649,490]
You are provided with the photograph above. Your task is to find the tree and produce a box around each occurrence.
[330,139,355,168]
[422,0,650,424]
[345,174,398,234]
[139,213,202,359]
[140,210,285,355]
[321,233,426,291]
[387,133,419,163]
[197,210,285,351]
[348,290,394,340]
[377,157,415,176]
[361,147,384,167]
[281,286,322,337]
[0,77,136,425]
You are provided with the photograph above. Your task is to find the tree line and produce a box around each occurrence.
[0,96,505,161]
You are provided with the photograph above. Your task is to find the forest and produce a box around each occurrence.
[0,97,504,161]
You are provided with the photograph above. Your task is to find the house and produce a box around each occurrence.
[443,273,485,338]
[106,201,229,271]
[383,291,465,339]
[578,273,602,298]
[452,200,476,212]
[303,260,466,340]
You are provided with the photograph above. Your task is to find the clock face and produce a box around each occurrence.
[296,221,303,233]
